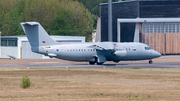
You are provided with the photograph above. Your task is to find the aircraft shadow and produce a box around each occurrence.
[74,63,128,66]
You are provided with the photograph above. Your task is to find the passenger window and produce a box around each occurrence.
[93,49,95,51]
[84,49,86,51]
[79,49,80,51]
[81,49,83,51]
[90,49,92,51]
[133,49,136,51]
[67,49,69,51]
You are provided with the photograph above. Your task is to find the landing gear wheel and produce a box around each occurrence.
[149,60,153,64]
[89,61,95,65]
[97,63,103,65]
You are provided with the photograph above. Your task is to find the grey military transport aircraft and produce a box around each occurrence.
[19,22,161,65]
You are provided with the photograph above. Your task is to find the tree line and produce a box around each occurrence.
[0,0,126,41]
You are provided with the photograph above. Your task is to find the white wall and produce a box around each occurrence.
[1,47,18,58]
[17,37,28,58]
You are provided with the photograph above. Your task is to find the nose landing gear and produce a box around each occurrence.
[149,60,153,64]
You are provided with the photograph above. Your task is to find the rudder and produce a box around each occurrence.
[21,22,55,47]
[20,22,56,53]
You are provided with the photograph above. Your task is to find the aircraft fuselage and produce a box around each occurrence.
[37,42,161,63]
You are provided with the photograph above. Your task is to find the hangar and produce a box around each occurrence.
[97,0,180,55]
[0,36,85,59]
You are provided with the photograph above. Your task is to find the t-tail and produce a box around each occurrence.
[20,22,57,53]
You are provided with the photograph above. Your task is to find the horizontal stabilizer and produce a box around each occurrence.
[48,53,57,57]
[23,22,39,26]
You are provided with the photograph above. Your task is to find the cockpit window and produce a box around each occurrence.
[145,47,152,50]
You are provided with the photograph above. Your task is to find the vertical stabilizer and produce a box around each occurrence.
[20,22,55,47]
[20,22,56,53]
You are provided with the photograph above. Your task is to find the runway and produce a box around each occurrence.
[0,56,180,69]
[3,62,180,69]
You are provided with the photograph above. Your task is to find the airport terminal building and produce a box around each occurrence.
[98,0,180,55]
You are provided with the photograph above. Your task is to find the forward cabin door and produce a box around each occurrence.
[137,45,142,55]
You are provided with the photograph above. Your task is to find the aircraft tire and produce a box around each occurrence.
[89,61,96,65]
[149,60,153,64]
[97,63,103,65]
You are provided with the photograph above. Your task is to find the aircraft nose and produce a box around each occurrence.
[152,50,161,58]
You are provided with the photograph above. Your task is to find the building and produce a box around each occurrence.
[98,0,180,54]
[0,36,85,59]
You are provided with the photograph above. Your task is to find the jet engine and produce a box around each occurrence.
[112,50,127,57]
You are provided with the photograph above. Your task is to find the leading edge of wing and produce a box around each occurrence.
[86,42,115,50]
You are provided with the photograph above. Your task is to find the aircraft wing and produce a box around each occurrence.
[87,42,115,50]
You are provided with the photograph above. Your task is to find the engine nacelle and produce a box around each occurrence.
[114,50,127,57]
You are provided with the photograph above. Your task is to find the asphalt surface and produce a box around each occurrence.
[0,60,180,69]
[0,56,180,69]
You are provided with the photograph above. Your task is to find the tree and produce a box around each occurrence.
[51,8,75,36]
[0,0,97,41]
[50,0,95,41]
[0,1,24,36]
[75,0,119,16]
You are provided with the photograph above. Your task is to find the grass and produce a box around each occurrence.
[0,68,180,100]
[133,67,140,69]
[100,93,103,95]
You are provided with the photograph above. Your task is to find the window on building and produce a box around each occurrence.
[1,38,17,47]
[142,22,180,34]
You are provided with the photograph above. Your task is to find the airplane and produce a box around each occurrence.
[19,22,161,65]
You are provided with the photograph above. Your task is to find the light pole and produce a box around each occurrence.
[108,0,113,42]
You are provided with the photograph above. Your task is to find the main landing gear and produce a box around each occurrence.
[89,61,96,65]
[149,60,153,64]
[97,63,103,65]
[89,57,104,65]
[89,61,103,65]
